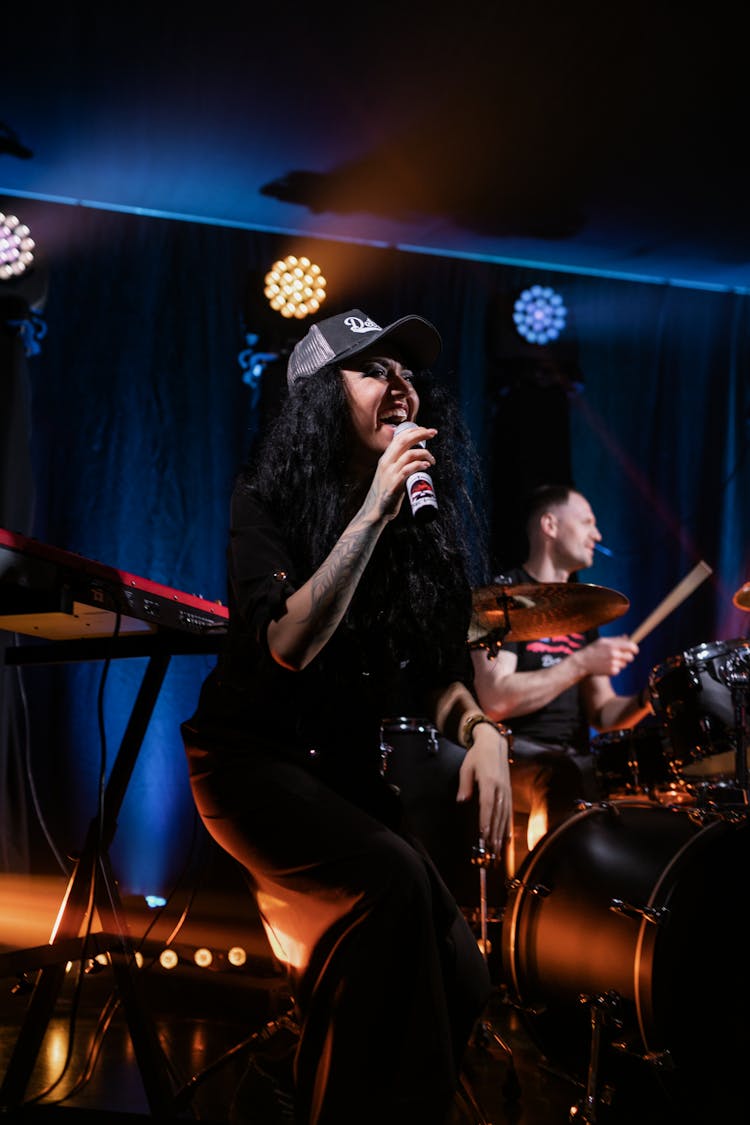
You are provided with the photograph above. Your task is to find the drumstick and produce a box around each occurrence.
[629,560,713,644]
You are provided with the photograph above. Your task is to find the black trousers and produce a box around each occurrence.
[182,729,491,1125]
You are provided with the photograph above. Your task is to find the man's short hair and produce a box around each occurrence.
[523,483,578,532]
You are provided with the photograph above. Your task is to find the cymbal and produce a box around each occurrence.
[469,582,630,644]
[733,582,750,610]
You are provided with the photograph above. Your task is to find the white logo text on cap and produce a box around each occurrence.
[344,316,381,334]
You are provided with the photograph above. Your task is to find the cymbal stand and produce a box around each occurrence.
[467,615,511,661]
[469,836,520,1102]
[471,835,506,961]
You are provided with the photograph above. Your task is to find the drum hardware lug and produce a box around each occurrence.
[471,839,496,867]
[577,990,623,1022]
[686,804,716,825]
[378,737,394,776]
[10,973,34,996]
[697,787,746,814]
[608,898,665,924]
[523,881,551,898]
[642,1048,675,1070]
[610,1036,641,1058]
[503,872,550,897]
[703,805,749,825]
[610,1038,674,1070]
[597,801,627,817]
[517,1001,547,1018]
[611,1042,675,1069]
[720,651,750,686]
[464,905,504,927]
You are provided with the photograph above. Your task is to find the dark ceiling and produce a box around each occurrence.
[2,3,748,292]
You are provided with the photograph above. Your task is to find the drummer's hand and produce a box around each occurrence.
[578,635,638,677]
[456,726,512,857]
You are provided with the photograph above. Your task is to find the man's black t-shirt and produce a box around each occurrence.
[498,566,597,751]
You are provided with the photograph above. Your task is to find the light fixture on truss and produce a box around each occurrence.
[513,284,567,344]
[0,211,35,280]
[264,254,327,319]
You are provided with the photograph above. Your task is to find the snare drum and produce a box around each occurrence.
[649,638,750,780]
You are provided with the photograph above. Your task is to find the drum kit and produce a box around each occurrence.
[381,574,750,1123]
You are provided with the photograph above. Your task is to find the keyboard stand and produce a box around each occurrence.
[0,641,189,1120]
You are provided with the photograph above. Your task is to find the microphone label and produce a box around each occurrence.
[395,420,438,520]
[407,472,438,517]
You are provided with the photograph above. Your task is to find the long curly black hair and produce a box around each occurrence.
[236,365,490,670]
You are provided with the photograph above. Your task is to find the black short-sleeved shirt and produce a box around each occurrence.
[186,489,474,778]
[499,567,597,751]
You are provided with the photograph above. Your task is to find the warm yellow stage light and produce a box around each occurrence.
[159,948,179,970]
[0,213,35,280]
[227,946,247,967]
[264,254,327,319]
[193,947,213,968]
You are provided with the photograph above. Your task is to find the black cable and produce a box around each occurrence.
[13,635,71,876]
[40,803,207,1108]
[22,615,121,1106]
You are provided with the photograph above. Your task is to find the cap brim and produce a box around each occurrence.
[337,315,442,371]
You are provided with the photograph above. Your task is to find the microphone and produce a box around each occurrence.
[395,421,438,521]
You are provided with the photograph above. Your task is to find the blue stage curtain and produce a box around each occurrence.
[0,294,37,872]
[1,201,748,896]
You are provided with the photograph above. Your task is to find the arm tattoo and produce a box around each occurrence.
[306,513,381,634]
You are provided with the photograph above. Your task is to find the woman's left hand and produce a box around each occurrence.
[456,725,512,858]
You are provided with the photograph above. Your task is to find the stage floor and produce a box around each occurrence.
[0,904,744,1124]
[1,816,747,1125]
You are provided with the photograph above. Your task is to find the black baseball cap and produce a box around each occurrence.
[286,308,442,386]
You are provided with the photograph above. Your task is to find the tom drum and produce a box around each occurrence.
[648,637,750,780]
[591,726,678,800]
[379,717,505,919]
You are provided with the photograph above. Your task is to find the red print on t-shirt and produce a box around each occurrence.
[525,633,586,657]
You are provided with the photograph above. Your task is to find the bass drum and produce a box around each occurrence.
[500,799,750,1114]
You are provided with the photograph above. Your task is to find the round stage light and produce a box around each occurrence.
[264,255,327,319]
[159,948,179,970]
[513,285,567,344]
[0,212,35,280]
